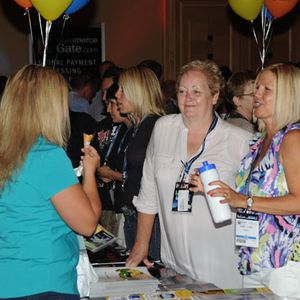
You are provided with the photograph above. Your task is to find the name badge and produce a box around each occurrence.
[172,181,193,212]
[235,211,259,248]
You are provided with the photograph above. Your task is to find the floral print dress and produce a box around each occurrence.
[236,123,300,275]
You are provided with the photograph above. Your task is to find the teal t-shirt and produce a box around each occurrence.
[0,137,79,297]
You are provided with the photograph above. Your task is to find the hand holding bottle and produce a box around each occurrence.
[198,161,232,224]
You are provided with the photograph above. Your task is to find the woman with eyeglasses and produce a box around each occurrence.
[126,60,251,289]
[224,70,257,133]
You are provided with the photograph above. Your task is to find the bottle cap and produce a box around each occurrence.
[198,161,216,173]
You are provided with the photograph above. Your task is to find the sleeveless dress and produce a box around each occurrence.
[236,123,300,275]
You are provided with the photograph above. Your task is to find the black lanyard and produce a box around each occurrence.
[179,113,218,182]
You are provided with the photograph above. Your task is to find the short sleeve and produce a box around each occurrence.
[37,147,79,199]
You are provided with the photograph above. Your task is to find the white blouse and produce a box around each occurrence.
[134,114,252,289]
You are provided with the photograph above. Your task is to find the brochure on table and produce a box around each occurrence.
[90,266,159,297]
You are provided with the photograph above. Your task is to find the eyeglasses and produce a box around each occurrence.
[236,93,254,97]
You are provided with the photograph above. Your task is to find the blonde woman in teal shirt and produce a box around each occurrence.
[0,65,101,299]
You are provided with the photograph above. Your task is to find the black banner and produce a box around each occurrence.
[35,24,103,77]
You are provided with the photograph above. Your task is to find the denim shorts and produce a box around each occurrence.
[0,292,80,300]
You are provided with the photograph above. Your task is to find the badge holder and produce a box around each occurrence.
[172,181,193,212]
[235,210,259,248]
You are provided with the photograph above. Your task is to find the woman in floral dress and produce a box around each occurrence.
[191,63,300,298]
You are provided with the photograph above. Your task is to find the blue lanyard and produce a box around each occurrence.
[103,125,122,164]
[179,114,218,182]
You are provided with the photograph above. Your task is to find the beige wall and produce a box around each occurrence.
[0,0,163,75]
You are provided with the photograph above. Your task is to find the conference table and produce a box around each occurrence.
[86,243,287,300]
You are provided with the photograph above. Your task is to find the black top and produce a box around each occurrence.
[95,115,114,153]
[112,124,134,213]
[121,114,161,209]
[97,123,131,211]
[67,111,99,168]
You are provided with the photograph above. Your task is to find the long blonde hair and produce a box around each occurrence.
[0,64,70,190]
[256,63,300,131]
[118,66,164,119]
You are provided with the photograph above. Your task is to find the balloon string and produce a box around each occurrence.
[251,22,263,67]
[261,6,265,40]
[265,18,274,39]
[265,20,275,57]
[53,15,69,69]
[26,8,36,64]
[262,13,274,68]
[42,21,52,67]
[261,8,267,68]
[38,13,45,46]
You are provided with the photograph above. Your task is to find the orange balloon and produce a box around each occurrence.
[14,0,32,9]
[265,0,298,18]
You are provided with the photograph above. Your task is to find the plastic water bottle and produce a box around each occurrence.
[198,161,232,224]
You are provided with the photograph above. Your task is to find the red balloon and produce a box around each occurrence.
[14,0,32,9]
[265,0,298,18]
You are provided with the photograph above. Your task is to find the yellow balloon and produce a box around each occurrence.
[31,0,73,21]
[228,0,264,21]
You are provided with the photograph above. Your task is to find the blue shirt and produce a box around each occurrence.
[69,91,90,114]
[0,137,79,297]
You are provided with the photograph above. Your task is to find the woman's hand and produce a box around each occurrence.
[81,145,100,175]
[207,180,246,208]
[126,241,153,268]
[97,165,113,182]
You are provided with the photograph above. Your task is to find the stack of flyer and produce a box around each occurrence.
[84,224,118,253]
[89,266,159,297]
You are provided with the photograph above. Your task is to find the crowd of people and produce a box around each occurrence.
[1,58,300,299]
